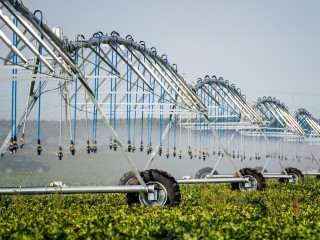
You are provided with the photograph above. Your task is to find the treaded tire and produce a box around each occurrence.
[127,169,181,207]
[231,168,266,191]
[254,166,268,173]
[316,169,320,180]
[119,171,140,205]
[194,167,218,179]
[279,167,304,183]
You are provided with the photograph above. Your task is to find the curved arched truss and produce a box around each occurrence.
[254,96,305,138]
[191,75,264,131]
[295,108,320,137]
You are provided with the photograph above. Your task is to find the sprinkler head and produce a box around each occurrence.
[58,146,63,160]
[127,140,132,152]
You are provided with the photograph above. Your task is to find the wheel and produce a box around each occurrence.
[119,171,140,205]
[231,168,266,191]
[126,169,181,207]
[279,167,304,183]
[194,167,218,179]
[254,166,268,173]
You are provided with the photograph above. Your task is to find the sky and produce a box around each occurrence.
[10,0,320,117]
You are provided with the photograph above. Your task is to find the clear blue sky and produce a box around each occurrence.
[18,0,320,117]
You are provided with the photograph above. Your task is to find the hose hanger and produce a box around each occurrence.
[10,6,19,154]
[140,70,146,152]
[158,77,164,156]
[147,75,155,155]
[58,82,63,160]
[71,38,85,154]
[132,61,140,154]
[107,42,119,151]
[91,35,101,153]
[126,45,133,152]
[108,48,114,150]
[34,9,43,155]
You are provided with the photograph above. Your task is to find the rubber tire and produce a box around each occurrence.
[279,167,304,183]
[194,167,219,179]
[316,169,320,180]
[119,171,140,205]
[254,166,268,173]
[231,168,266,191]
[127,169,181,207]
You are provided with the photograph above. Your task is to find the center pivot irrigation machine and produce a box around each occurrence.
[189,77,320,184]
[0,0,319,207]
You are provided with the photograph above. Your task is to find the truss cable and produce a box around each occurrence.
[20,82,32,149]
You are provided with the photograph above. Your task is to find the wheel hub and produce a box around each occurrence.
[239,175,258,191]
[139,181,168,206]
[288,173,298,184]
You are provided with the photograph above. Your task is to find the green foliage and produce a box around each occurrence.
[1,179,320,239]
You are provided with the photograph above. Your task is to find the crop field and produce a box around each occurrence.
[0,179,320,239]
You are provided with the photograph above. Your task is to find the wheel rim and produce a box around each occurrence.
[288,173,298,184]
[139,181,168,206]
[124,178,135,185]
[239,175,258,191]
[200,172,209,179]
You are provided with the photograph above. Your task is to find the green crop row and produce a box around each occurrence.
[0,179,320,239]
